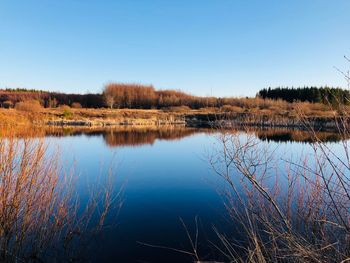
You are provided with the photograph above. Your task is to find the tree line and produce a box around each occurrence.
[102,83,240,109]
[258,87,350,105]
[1,84,348,109]
[0,90,104,108]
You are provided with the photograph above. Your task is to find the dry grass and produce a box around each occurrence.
[0,102,345,130]
[0,109,33,127]
[220,105,245,113]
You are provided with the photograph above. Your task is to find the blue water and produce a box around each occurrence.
[41,128,341,262]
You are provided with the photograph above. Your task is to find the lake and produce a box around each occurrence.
[21,126,345,262]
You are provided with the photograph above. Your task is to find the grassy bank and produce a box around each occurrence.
[0,102,345,130]
[0,108,186,127]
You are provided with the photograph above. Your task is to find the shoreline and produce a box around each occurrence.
[0,124,346,144]
[0,108,345,131]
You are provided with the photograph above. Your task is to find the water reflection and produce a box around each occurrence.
[102,127,206,147]
[0,125,347,262]
[255,128,344,143]
[0,125,346,145]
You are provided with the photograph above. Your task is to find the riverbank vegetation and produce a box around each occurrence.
[1,85,349,111]
[0,98,346,130]
[0,136,121,262]
[1,84,349,130]
[0,108,334,132]
[202,115,350,262]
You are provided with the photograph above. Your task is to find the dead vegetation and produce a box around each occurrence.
[196,104,350,262]
[0,136,122,262]
[0,99,343,130]
[14,100,43,112]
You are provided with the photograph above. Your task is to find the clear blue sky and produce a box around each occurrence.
[1,0,349,96]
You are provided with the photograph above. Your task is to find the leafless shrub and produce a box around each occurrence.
[58,104,71,110]
[203,57,350,263]
[0,137,121,262]
[205,107,350,263]
[200,60,346,262]
[15,100,42,112]
[71,102,82,109]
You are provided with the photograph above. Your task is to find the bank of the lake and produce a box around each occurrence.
[0,107,345,131]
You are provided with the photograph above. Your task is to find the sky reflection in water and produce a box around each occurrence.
[40,127,344,262]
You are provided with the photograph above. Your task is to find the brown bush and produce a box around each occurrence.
[58,104,70,110]
[58,105,73,119]
[15,100,42,112]
[71,102,82,108]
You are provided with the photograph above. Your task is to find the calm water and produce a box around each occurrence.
[36,127,342,262]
